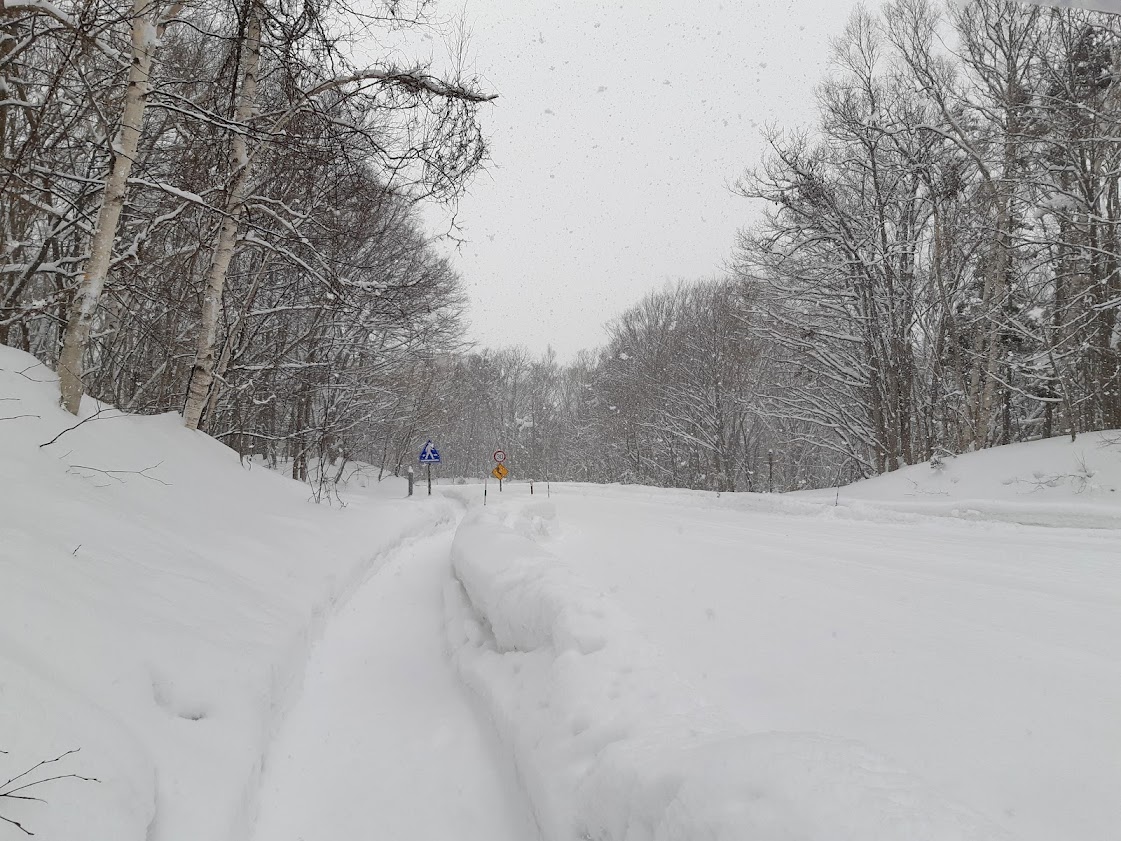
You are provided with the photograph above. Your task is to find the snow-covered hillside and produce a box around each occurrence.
[799,431,1121,528]
[0,347,460,841]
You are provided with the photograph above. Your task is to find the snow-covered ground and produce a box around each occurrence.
[447,502,1014,840]
[250,529,537,841]
[798,430,1121,528]
[4,341,1119,841]
[445,451,1120,840]
[0,347,519,841]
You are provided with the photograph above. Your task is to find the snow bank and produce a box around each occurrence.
[799,431,1121,524]
[551,432,1121,529]
[0,347,456,841]
[445,507,1010,841]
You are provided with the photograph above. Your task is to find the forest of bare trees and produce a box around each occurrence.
[5,0,1121,494]
[2,0,491,485]
[389,0,1121,493]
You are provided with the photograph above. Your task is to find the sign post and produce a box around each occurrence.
[491,463,509,490]
[418,440,441,496]
[492,450,507,492]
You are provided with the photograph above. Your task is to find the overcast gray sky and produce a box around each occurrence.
[423,1,867,358]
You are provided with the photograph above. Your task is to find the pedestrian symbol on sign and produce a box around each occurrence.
[418,440,440,497]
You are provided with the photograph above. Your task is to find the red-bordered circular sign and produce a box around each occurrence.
[493,450,507,463]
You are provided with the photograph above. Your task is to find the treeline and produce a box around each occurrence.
[372,283,832,492]
[1,0,489,485]
[7,0,1121,496]
[379,0,1121,492]
[737,0,1121,478]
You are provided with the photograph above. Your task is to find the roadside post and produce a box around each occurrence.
[407,466,414,497]
[418,440,441,496]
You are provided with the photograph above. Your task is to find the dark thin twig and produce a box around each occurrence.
[0,749,81,792]
[15,364,51,384]
[0,812,32,835]
[2,772,99,799]
[39,409,112,448]
[67,462,170,486]
[0,748,100,837]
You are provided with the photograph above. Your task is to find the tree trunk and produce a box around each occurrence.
[182,1,261,429]
[57,0,164,414]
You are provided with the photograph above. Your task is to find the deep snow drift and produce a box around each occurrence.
[0,347,459,841]
[444,450,1120,841]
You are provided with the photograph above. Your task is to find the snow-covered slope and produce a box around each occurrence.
[0,347,453,841]
[799,432,1121,527]
[444,437,1121,841]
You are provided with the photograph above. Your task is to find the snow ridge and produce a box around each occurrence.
[445,506,1012,841]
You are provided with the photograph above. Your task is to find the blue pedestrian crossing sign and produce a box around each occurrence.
[419,440,441,464]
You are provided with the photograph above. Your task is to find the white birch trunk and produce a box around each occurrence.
[56,0,173,414]
[182,1,260,430]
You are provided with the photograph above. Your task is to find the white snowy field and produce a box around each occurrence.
[4,340,1120,841]
[543,487,1119,841]
[445,443,1120,841]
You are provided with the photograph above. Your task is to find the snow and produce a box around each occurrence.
[446,503,1014,841]
[493,480,1121,841]
[4,339,1119,841]
[0,346,475,841]
[797,431,1121,528]
[250,529,537,841]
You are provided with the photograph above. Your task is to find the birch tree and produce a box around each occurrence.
[56,0,180,414]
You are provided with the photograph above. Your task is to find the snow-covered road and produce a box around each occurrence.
[249,526,539,841]
[243,479,1120,841]
[545,485,1121,841]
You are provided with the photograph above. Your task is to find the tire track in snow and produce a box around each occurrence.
[249,527,539,841]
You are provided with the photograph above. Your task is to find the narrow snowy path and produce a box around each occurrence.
[249,527,539,841]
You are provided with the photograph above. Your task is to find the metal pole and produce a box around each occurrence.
[427,462,432,496]
[767,449,774,494]
[484,475,488,506]
[407,467,414,497]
